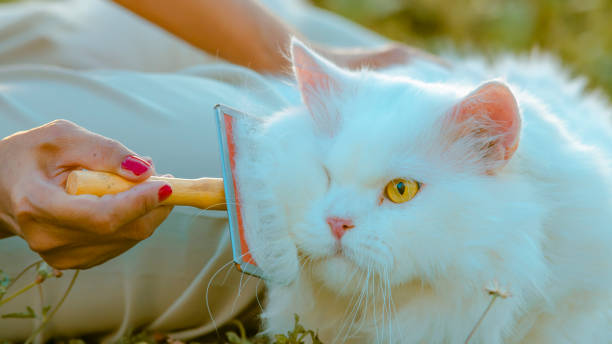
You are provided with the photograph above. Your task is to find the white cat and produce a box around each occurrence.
[231,38,612,343]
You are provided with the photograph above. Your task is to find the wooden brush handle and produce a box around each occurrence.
[65,170,226,210]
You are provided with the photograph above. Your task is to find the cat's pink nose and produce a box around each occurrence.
[327,217,355,240]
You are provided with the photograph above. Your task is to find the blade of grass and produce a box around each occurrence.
[464,294,498,344]
[24,270,80,344]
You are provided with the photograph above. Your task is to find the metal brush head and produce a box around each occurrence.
[215,104,264,279]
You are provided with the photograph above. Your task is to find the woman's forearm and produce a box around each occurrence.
[112,0,298,74]
[0,139,16,238]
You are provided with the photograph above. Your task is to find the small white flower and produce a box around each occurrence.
[485,279,511,299]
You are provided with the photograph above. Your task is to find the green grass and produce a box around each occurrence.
[313,0,612,99]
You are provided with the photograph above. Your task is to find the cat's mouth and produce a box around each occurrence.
[333,241,345,256]
[296,242,369,275]
[292,225,395,276]
[296,243,352,265]
[297,240,353,261]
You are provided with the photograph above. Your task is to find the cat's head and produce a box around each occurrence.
[241,38,545,295]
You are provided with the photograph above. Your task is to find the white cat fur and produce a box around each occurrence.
[231,38,612,343]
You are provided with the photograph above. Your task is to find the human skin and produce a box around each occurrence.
[111,0,446,73]
[0,120,173,269]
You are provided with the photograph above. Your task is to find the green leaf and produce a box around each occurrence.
[68,340,86,344]
[0,270,10,299]
[0,270,10,287]
[226,332,243,344]
[221,314,322,344]
[2,306,36,319]
[309,331,324,344]
[273,335,289,344]
[263,315,325,344]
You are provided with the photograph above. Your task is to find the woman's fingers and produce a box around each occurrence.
[34,205,173,269]
[341,44,412,69]
[319,43,450,70]
[39,240,137,270]
[51,120,155,181]
[115,205,173,241]
[21,204,172,269]
[33,179,172,234]
[20,221,93,254]
[34,120,154,182]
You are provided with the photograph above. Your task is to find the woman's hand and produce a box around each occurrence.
[317,43,450,70]
[0,120,173,269]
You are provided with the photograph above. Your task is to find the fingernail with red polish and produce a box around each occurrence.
[158,184,172,202]
[121,155,151,176]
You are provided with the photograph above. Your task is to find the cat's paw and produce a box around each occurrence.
[260,242,300,285]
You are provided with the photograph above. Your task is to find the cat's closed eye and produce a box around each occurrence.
[384,178,421,203]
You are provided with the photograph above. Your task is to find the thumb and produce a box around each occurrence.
[66,130,154,182]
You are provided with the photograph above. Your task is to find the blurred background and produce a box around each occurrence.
[312,0,611,98]
[0,0,610,98]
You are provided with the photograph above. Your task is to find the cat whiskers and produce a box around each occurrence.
[381,267,397,343]
[334,264,372,344]
[334,266,367,342]
[254,278,265,312]
[297,253,315,278]
[376,268,386,343]
[183,205,247,337]
[204,250,256,335]
[186,201,243,218]
[352,263,397,344]
[204,258,236,335]
[233,262,257,313]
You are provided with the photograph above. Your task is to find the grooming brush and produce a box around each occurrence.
[65,105,263,278]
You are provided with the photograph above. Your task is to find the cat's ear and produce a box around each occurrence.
[291,37,345,135]
[446,81,521,172]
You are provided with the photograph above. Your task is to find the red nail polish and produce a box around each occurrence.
[121,155,151,176]
[158,184,172,202]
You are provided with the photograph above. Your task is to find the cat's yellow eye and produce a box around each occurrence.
[384,178,420,203]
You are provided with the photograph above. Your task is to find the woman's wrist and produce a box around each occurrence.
[0,137,17,238]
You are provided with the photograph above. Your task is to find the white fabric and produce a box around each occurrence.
[0,0,385,341]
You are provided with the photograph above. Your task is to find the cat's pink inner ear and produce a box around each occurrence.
[452,81,521,162]
[291,38,341,135]
[291,40,335,94]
